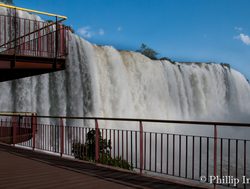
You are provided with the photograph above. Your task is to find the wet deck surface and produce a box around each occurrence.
[0,144,199,189]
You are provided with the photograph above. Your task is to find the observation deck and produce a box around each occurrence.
[0,4,69,82]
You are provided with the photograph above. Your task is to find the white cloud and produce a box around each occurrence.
[117,26,123,32]
[236,33,250,45]
[77,26,105,38]
[234,27,243,32]
[99,28,105,35]
[77,26,93,38]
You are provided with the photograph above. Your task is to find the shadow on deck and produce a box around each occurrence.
[0,144,204,189]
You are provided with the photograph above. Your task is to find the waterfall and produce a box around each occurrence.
[0,8,249,123]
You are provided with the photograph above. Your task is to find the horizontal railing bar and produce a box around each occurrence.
[0,30,65,55]
[0,21,65,49]
[0,114,249,127]
[143,131,250,142]
[96,128,138,132]
[0,3,67,19]
[20,122,249,141]
[0,14,50,24]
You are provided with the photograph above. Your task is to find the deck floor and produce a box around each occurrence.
[0,144,199,189]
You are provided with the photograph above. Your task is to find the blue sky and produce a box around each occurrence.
[15,0,250,79]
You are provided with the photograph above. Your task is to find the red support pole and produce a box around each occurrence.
[4,16,6,48]
[0,119,2,139]
[12,116,17,145]
[32,114,36,150]
[23,19,26,53]
[139,121,144,175]
[214,125,217,189]
[28,20,30,52]
[63,27,66,55]
[0,16,2,45]
[95,119,99,162]
[60,25,63,56]
[5,119,7,142]
[60,118,64,157]
[38,22,41,57]
[9,16,12,48]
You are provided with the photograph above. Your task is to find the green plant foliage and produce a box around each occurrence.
[45,20,75,33]
[159,57,171,61]
[72,129,133,170]
[137,43,158,60]
[159,57,177,65]
[66,26,75,33]
[99,154,133,170]
[72,129,111,161]
[220,63,231,69]
[46,20,54,23]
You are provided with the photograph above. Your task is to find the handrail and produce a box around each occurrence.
[0,3,67,20]
[0,112,36,116]
[0,114,249,127]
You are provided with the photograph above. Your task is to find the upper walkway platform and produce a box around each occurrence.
[0,4,69,82]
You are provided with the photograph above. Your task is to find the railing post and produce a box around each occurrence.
[60,25,64,57]
[0,119,2,138]
[12,8,17,68]
[244,140,246,189]
[32,114,36,150]
[12,116,17,145]
[139,121,144,175]
[95,119,99,162]
[60,118,64,157]
[38,22,41,57]
[53,16,58,69]
[214,124,217,189]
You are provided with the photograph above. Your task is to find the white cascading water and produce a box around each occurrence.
[0,7,250,123]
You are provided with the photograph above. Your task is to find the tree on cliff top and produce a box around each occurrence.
[0,0,13,5]
[137,43,158,60]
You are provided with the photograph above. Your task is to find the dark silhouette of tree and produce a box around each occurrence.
[137,43,158,60]
[72,129,133,170]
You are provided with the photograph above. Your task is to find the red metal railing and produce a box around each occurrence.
[0,13,69,59]
[0,114,36,144]
[0,115,250,189]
